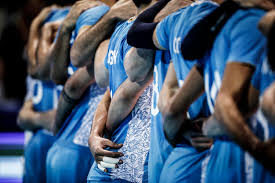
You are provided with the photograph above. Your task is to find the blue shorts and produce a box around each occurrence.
[46,94,93,183]
[46,139,93,183]
[202,139,246,183]
[159,145,209,183]
[24,130,55,183]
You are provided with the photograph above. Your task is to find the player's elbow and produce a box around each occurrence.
[159,96,179,121]
[124,63,149,83]
[127,70,146,83]
[215,93,236,124]
[17,112,32,131]
[216,93,234,110]
[64,78,86,100]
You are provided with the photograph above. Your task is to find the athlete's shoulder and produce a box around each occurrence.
[228,8,266,30]
[75,5,110,35]
[77,4,109,23]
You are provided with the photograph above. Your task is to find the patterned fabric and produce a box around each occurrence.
[110,85,152,183]
[73,83,106,146]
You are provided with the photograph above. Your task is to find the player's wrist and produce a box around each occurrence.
[91,128,103,138]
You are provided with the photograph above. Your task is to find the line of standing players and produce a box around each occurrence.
[17,0,275,182]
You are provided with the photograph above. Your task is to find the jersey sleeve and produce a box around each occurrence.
[227,13,267,67]
[75,5,109,36]
[155,13,175,50]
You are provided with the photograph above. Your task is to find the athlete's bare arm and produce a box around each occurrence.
[52,27,109,134]
[159,64,205,145]
[94,39,110,88]
[124,48,154,82]
[261,82,275,125]
[106,73,153,134]
[203,83,259,137]
[258,10,275,124]
[88,88,123,172]
[70,0,136,67]
[52,63,96,133]
[48,0,102,85]
[17,100,56,131]
[105,47,154,133]
[158,62,178,114]
[214,62,275,172]
[258,10,275,36]
[213,62,275,165]
[27,6,57,76]
[32,21,61,80]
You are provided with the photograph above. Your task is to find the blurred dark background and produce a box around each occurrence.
[0,0,75,132]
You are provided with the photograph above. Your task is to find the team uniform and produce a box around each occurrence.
[87,19,152,183]
[149,50,172,182]
[197,8,266,183]
[250,57,275,183]
[150,1,218,182]
[23,78,61,183]
[45,5,109,183]
[23,9,69,183]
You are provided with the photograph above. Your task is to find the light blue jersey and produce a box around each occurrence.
[87,19,152,183]
[148,50,172,183]
[32,79,60,111]
[250,58,275,183]
[151,2,217,183]
[104,20,133,97]
[23,9,69,183]
[67,5,110,77]
[198,8,267,183]
[24,78,59,183]
[46,5,108,183]
[156,0,217,119]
